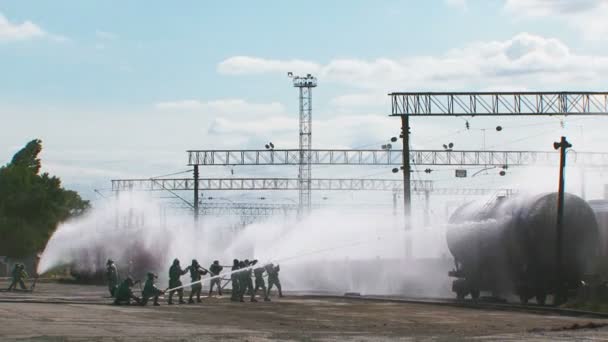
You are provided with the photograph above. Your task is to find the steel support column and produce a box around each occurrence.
[401,116,411,225]
[193,165,199,221]
[554,136,571,305]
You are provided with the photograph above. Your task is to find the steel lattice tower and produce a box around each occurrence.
[291,73,317,216]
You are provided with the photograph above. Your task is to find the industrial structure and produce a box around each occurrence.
[290,73,317,216]
[110,89,608,229]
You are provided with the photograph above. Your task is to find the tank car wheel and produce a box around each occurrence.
[456,291,467,300]
[535,292,547,305]
[470,289,480,300]
[519,293,529,305]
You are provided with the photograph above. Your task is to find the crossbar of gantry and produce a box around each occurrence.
[110,177,514,197]
[111,178,434,192]
[186,149,608,167]
[389,92,608,116]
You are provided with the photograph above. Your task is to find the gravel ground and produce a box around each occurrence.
[1,281,608,341]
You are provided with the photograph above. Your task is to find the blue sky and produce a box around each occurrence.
[2,0,608,201]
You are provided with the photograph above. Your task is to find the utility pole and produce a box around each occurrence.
[401,115,412,258]
[193,165,199,221]
[401,116,411,222]
[289,73,317,218]
[553,136,571,305]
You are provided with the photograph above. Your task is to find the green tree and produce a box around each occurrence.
[0,139,89,257]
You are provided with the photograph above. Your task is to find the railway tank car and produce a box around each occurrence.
[447,192,599,304]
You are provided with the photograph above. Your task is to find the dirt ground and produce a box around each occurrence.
[1,280,608,341]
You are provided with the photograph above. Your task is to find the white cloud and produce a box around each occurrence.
[0,12,66,42]
[207,113,399,149]
[504,0,608,40]
[329,93,389,111]
[0,12,46,41]
[217,56,321,75]
[221,33,608,93]
[504,0,602,16]
[155,98,286,116]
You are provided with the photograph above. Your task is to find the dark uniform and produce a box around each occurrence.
[242,259,255,298]
[253,264,270,302]
[114,277,140,305]
[238,261,250,302]
[7,264,27,291]
[208,260,223,296]
[230,259,242,302]
[106,259,119,297]
[141,272,163,306]
[168,258,187,304]
[186,259,208,303]
[266,263,283,298]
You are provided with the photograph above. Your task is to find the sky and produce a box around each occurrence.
[1,0,608,205]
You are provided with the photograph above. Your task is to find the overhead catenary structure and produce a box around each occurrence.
[186,149,608,167]
[388,91,608,231]
[115,177,512,225]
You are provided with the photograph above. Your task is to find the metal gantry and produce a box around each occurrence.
[390,92,608,116]
[388,91,608,236]
[186,149,608,167]
[292,73,317,216]
[111,177,513,198]
[112,178,434,192]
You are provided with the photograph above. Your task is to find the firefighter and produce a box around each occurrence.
[253,262,270,302]
[266,263,283,298]
[7,264,27,291]
[106,259,119,297]
[113,277,140,305]
[168,258,188,305]
[186,259,208,303]
[230,259,241,302]
[208,260,223,296]
[141,272,164,306]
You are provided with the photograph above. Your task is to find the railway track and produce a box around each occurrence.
[319,293,608,319]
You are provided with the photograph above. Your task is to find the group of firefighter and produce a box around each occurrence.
[106,257,283,306]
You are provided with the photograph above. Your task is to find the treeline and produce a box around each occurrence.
[0,139,89,257]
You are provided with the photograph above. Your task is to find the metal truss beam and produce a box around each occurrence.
[389,92,608,116]
[112,178,434,192]
[186,149,608,167]
[111,177,513,197]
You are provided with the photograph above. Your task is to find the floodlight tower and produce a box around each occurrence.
[288,72,317,217]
